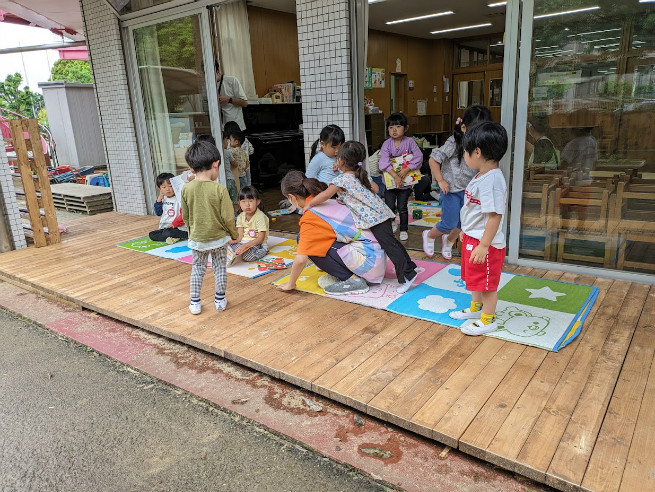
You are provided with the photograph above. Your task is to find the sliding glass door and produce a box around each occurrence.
[129,8,220,201]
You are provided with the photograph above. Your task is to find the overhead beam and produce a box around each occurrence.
[0,40,86,55]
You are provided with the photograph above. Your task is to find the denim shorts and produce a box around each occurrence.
[437,190,465,234]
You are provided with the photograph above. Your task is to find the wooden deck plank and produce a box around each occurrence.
[582,286,655,492]
[410,338,506,438]
[280,309,400,385]
[507,277,617,482]
[545,282,650,490]
[325,321,445,412]
[483,277,621,474]
[433,342,526,448]
[0,213,650,492]
[372,334,485,434]
[618,325,655,491]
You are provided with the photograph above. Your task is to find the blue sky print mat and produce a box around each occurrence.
[387,265,598,352]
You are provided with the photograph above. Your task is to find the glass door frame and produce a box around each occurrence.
[122,1,223,210]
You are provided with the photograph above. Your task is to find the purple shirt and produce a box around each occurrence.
[378,137,423,189]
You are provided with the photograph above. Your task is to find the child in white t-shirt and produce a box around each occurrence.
[448,122,508,336]
[149,172,188,243]
[227,186,270,264]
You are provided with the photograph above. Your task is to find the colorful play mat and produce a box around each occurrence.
[118,234,597,352]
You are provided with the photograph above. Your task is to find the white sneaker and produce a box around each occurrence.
[441,234,453,260]
[422,229,435,257]
[429,190,441,202]
[397,269,418,294]
[399,231,408,241]
[449,308,482,320]
[215,298,228,311]
[189,302,201,315]
[392,221,398,233]
[461,320,498,336]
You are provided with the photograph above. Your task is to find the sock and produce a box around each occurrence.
[190,297,200,305]
[480,312,496,325]
[470,301,483,313]
[215,293,225,301]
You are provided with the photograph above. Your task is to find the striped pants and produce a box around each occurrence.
[190,247,228,300]
[228,242,268,262]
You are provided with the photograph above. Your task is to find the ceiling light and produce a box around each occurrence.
[386,11,454,25]
[488,1,507,6]
[431,23,492,35]
[639,0,655,3]
[368,0,386,3]
[534,6,600,20]
[568,28,620,37]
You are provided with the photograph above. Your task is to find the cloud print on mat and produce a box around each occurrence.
[418,295,457,314]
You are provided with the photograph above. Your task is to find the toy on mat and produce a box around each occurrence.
[256,257,287,271]
[412,209,423,219]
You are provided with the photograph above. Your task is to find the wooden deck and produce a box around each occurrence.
[1,212,653,492]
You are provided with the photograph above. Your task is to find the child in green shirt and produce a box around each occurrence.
[181,140,238,315]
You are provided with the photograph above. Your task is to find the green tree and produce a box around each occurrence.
[49,59,93,83]
[0,73,44,119]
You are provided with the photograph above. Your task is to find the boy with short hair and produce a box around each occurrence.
[448,121,508,336]
[149,172,188,244]
[181,140,238,315]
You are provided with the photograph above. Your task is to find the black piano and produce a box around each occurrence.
[243,103,304,189]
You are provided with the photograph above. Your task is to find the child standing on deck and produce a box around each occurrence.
[422,106,493,259]
[378,113,423,242]
[227,186,270,265]
[181,140,238,315]
[304,141,418,294]
[448,121,508,336]
[228,129,250,188]
[306,125,345,185]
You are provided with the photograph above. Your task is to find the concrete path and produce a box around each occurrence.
[0,309,385,491]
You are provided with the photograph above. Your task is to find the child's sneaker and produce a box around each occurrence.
[461,319,498,336]
[449,308,482,320]
[215,298,228,311]
[325,277,369,295]
[166,237,181,245]
[189,302,201,315]
[399,231,408,241]
[441,234,453,260]
[422,229,435,257]
[397,269,418,294]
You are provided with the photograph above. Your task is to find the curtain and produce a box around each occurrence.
[214,1,258,100]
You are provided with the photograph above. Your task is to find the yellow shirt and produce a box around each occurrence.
[236,209,269,244]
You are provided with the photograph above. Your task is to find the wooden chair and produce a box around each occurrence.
[519,181,557,259]
[612,181,655,271]
[553,183,617,268]
[527,164,568,185]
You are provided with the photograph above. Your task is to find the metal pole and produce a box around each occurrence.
[0,41,86,56]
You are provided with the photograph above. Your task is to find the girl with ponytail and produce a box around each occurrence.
[303,141,418,294]
[306,124,346,185]
[423,105,493,260]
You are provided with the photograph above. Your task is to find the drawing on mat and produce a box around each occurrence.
[496,306,550,338]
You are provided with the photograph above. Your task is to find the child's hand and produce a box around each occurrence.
[187,174,195,182]
[228,239,239,245]
[394,175,403,188]
[399,167,409,178]
[469,244,489,264]
[276,281,296,292]
[157,193,164,202]
[459,231,464,243]
[235,243,249,255]
[437,179,450,194]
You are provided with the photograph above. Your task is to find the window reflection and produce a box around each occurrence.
[520,0,655,274]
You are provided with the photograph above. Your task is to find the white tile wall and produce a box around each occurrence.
[296,0,353,164]
[79,0,148,215]
[0,135,27,250]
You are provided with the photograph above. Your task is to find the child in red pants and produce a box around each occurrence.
[448,122,508,336]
